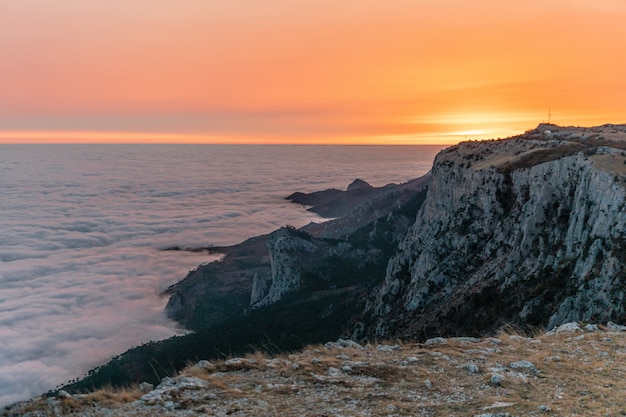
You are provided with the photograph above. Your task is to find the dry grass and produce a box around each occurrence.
[458,124,626,174]
[79,386,143,407]
[591,152,626,175]
[7,327,626,416]
[498,143,587,173]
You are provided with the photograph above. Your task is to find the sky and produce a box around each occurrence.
[1,0,625,145]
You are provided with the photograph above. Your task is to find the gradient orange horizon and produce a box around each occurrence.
[1,1,625,145]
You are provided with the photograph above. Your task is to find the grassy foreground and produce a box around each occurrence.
[5,323,626,416]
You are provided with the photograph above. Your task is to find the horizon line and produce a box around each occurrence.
[0,130,469,146]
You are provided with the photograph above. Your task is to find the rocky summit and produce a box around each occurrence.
[5,322,626,416]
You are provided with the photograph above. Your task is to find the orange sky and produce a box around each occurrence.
[1,0,625,144]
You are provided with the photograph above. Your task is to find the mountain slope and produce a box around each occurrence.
[60,179,429,392]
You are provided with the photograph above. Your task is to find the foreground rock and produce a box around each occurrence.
[6,323,626,416]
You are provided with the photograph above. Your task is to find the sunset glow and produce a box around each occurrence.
[1,0,625,144]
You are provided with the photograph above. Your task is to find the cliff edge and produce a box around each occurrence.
[363,123,626,339]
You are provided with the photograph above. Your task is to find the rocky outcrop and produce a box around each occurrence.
[287,176,429,219]
[163,234,271,330]
[164,176,430,329]
[346,178,374,191]
[363,124,626,339]
[301,175,430,239]
[250,228,318,308]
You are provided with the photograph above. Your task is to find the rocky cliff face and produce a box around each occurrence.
[165,175,430,329]
[364,124,626,339]
[250,228,319,308]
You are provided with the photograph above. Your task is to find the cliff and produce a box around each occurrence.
[164,175,429,329]
[363,124,626,340]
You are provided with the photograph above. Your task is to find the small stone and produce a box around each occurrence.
[376,344,400,352]
[405,356,419,364]
[336,338,365,350]
[584,323,599,332]
[607,321,626,332]
[424,337,448,346]
[196,360,214,369]
[139,382,154,393]
[554,322,582,333]
[292,363,300,370]
[462,363,480,373]
[56,390,71,399]
[490,373,506,386]
[424,379,433,389]
[509,360,537,372]
[327,367,342,377]
[538,405,552,412]
[341,365,353,372]
[224,358,244,368]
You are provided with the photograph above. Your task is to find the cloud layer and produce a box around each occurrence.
[0,144,441,406]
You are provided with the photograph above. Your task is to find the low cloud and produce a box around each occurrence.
[0,144,440,407]
[0,188,324,407]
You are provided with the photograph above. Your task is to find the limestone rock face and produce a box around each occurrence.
[250,228,318,308]
[365,126,626,339]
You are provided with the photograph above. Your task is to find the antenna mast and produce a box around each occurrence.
[548,107,551,124]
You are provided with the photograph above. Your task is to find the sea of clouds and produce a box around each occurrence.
[0,144,442,406]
